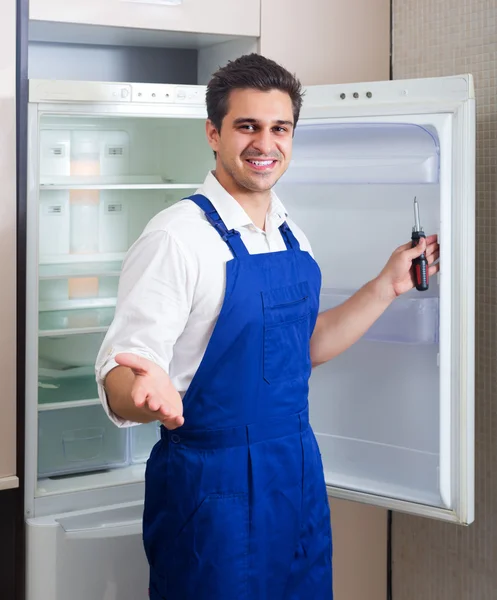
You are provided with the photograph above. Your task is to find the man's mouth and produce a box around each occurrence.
[245,158,277,171]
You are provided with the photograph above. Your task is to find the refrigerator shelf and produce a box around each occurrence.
[40,252,126,266]
[38,371,98,406]
[36,463,147,497]
[319,288,439,345]
[40,182,202,191]
[38,307,114,336]
[38,399,101,412]
[40,174,201,187]
[39,261,122,280]
[39,297,117,312]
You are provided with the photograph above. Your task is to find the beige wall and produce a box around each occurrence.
[0,0,17,485]
[331,499,387,600]
[392,0,496,597]
[260,0,391,86]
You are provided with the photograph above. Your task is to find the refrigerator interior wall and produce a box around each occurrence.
[276,121,443,507]
[35,115,213,492]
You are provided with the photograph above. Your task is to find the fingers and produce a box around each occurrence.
[405,238,426,260]
[161,415,185,430]
[428,250,440,265]
[429,263,440,277]
[395,234,439,255]
[132,382,148,409]
[115,352,150,376]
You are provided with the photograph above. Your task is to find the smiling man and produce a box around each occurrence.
[96,54,439,600]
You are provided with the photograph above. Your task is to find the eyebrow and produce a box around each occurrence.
[233,118,294,128]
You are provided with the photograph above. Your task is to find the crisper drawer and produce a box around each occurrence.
[38,404,128,477]
[130,421,160,464]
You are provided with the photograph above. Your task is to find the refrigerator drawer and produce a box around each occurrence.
[130,422,160,464]
[38,404,128,477]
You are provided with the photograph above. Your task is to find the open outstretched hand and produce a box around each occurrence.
[115,353,184,430]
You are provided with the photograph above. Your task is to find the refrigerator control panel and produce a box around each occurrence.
[29,79,206,106]
[130,84,205,105]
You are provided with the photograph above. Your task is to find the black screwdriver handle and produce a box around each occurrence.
[411,231,429,291]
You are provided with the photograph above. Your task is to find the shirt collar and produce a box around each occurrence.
[197,171,289,232]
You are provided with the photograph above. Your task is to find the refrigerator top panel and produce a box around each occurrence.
[28,74,474,109]
[29,79,206,106]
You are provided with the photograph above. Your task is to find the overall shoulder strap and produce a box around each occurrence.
[279,221,301,251]
[185,194,249,258]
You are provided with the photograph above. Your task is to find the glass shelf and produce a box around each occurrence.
[39,298,117,312]
[38,370,98,406]
[38,307,114,336]
[39,261,122,280]
[40,175,202,190]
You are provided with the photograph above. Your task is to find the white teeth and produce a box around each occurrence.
[249,160,273,166]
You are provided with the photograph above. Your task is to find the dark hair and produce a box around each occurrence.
[206,53,304,132]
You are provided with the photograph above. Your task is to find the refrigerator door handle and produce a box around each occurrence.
[62,518,142,540]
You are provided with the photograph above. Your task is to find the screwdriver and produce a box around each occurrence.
[411,197,429,292]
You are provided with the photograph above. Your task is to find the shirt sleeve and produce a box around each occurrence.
[95,229,194,427]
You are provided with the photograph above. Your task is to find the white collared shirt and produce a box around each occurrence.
[95,171,314,426]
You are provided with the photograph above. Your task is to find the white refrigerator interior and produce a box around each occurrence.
[277,121,442,506]
[25,76,475,600]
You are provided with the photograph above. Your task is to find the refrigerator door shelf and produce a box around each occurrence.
[319,288,439,345]
[282,122,440,185]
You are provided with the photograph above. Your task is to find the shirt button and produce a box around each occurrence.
[170,434,181,444]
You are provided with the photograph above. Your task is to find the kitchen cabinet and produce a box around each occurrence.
[0,0,17,488]
[260,0,390,85]
[29,0,260,38]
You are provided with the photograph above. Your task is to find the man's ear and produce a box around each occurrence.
[206,119,220,153]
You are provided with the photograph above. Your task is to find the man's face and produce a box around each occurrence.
[206,88,294,194]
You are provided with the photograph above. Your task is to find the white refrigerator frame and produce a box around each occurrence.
[25,75,475,527]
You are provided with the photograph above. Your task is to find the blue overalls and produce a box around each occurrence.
[143,194,333,599]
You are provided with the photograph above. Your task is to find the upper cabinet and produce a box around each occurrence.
[0,0,17,488]
[29,0,261,38]
[259,0,390,85]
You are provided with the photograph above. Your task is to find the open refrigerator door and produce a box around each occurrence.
[276,74,475,524]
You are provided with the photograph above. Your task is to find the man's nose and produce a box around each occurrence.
[252,129,273,156]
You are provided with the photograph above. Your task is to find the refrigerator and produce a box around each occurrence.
[24,75,475,600]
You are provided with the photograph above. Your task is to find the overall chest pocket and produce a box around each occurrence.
[262,281,312,385]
